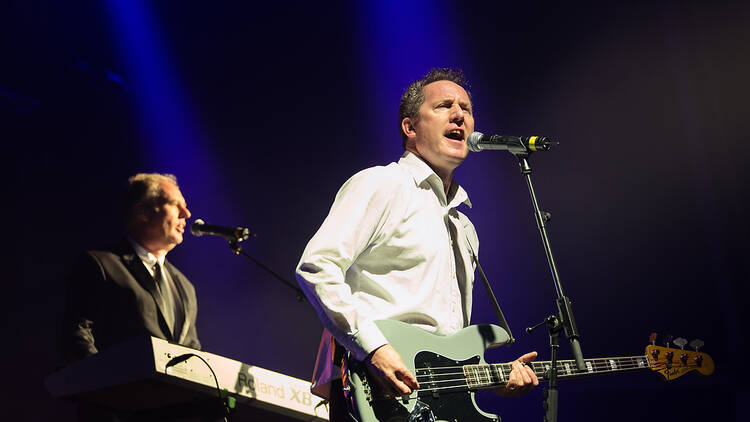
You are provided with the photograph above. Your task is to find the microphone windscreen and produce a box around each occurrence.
[467,131,484,152]
[190,219,205,236]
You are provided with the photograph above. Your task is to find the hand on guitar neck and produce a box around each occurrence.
[365,344,420,396]
[493,351,540,397]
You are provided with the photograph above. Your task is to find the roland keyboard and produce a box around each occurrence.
[45,336,329,421]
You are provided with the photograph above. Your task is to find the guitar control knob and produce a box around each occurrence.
[673,337,688,350]
[689,339,704,352]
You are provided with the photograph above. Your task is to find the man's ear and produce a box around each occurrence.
[133,203,153,222]
[401,117,417,139]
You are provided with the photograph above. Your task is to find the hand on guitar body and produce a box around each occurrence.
[365,344,420,396]
[493,351,539,397]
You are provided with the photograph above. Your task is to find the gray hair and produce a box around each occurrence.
[122,173,178,225]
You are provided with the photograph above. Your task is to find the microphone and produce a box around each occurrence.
[467,131,558,154]
[190,219,254,242]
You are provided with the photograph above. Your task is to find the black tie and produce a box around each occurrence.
[153,262,175,333]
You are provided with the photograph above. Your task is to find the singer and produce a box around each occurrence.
[61,173,201,421]
[296,68,538,421]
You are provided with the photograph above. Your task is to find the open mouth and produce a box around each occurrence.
[445,129,464,141]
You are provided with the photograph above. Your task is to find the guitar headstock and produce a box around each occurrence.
[645,334,715,381]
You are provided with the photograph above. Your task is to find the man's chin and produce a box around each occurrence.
[167,235,183,248]
[442,143,468,159]
[446,149,469,165]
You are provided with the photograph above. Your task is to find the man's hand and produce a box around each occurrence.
[364,344,420,397]
[494,351,539,397]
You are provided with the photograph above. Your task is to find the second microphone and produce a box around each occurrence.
[190,219,254,242]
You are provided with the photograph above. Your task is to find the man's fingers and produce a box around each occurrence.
[517,362,531,384]
[366,344,419,396]
[512,361,531,386]
[397,369,420,390]
[523,363,539,385]
[518,351,538,363]
[494,351,540,397]
[390,377,413,395]
[516,352,539,386]
[392,369,416,395]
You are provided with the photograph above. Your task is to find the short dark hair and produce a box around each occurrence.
[398,68,471,148]
[121,173,178,227]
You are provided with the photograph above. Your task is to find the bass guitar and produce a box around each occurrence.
[343,320,714,422]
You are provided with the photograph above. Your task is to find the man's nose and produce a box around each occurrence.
[181,205,191,219]
[450,104,465,125]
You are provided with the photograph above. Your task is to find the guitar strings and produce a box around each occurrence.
[412,357,705,377]
[410,359,703,388]
[413,362,702,380]
[374,360,703,401]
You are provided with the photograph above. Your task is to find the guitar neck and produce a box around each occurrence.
[464,355,652,390]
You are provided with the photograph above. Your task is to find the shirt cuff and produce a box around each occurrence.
[351,319,389,361]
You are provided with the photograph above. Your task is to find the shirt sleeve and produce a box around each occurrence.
[296,167,402,361]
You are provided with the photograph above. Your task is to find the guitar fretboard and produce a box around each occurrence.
[463,356,652,389]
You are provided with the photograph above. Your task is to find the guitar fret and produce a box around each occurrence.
[496,364,506,382]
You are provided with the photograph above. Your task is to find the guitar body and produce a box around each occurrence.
[345,320,510,422]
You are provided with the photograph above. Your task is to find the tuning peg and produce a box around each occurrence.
[689,339,705,351]
[673,337,688,350]
[664,335,674,347]
[649,332,657,345]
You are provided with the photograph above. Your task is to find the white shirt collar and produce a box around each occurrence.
[399,151,472,209]
[128,237,166,268]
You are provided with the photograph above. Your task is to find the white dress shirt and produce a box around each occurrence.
[296,152,479,374]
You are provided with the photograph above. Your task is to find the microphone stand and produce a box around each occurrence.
[226,240,306,302]
[512,152,585,422]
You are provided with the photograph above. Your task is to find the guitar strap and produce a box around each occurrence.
[464,234,516,345]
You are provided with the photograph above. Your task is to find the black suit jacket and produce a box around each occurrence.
[63,239,200,362]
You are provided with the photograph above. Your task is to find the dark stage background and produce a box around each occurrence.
[2,1,748,420]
